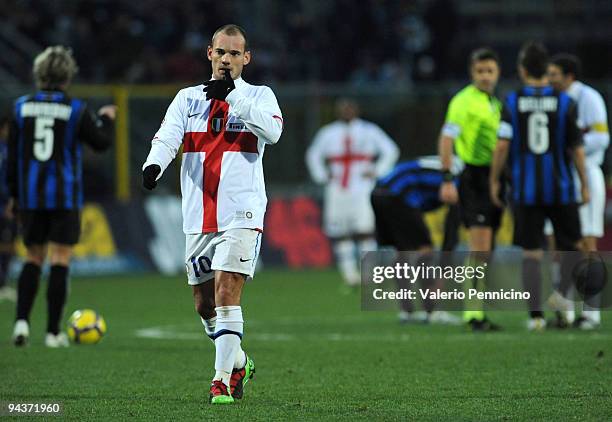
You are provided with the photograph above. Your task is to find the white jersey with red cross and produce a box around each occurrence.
[143,77,283,234]
[306,118,399,194]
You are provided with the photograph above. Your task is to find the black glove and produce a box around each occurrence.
[142,164,161,190]
[203,69,235,101]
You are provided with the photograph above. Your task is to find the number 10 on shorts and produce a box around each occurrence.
[190,255,212,278]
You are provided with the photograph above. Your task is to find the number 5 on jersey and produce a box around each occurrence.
[34,117,55,161]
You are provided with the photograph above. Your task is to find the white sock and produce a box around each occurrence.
[358,238,377,255]
[335,240,360,286]
[550,260,561,291]
[201,315,246,368]
[201,316,217,342]
[212,306,243,387]
[234,349,246,369]
[582,310,601,324]
[583,298,601,324]
[358,238,377,281]
[565,289,575,324]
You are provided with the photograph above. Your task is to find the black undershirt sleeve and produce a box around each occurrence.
[78,107,113,152]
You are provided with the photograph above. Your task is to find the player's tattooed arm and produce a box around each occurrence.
[489,139,509,208]
[438,133,458,204]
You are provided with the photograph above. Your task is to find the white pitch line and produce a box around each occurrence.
[134,326,295,341]
[134,325,612,343]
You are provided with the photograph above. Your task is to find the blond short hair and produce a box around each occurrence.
[32,46,79,89]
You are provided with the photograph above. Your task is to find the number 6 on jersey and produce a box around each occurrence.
[527,111,549,154]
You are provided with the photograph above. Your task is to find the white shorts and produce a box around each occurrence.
[323,186,375,238]
[185,228,262,285]
[544,166,606,238]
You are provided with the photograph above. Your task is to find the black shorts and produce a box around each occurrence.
[371,190,432,250]
[19,210,81,246]
[458,164,503,229]
[513,204,581,250]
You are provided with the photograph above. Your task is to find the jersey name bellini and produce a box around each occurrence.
[518,97,558,113]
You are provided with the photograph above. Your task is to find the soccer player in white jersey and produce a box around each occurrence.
[142,24,282,404]
[546,54,609,329]
[306,99,399,288]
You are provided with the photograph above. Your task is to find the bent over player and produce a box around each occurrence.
[371,155,463,325]
[9,46,115,347]
[142,24,282,404]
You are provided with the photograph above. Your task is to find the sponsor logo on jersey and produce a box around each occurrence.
[228,122,247,131]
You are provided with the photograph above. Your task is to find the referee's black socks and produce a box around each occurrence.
[47,265,69,335]
[16,262,42,322]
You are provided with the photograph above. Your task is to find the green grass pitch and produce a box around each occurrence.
[1,270,611,420]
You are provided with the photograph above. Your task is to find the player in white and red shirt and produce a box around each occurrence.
[306,99,399,287]
[545,54,609,329]
[142,24,282,404]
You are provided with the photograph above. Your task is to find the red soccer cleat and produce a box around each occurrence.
[230,354,255,399]
[209,380,234,404]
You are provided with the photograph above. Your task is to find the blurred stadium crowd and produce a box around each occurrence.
[1,0,611,85]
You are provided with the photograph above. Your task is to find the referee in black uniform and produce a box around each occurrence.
[8,46,116,347]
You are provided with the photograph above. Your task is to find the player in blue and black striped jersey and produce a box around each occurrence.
[489,42,588,331]
[8,46,116,347]
[372,155,462,252]
[371,155,463,325]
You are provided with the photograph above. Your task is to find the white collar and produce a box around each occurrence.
[234,76,247,88]
[567,80,583,99]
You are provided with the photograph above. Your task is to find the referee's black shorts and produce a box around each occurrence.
[19,210,81,246]
[513,204,581,250]
[458,164,503,230]
[371,189,432,250]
